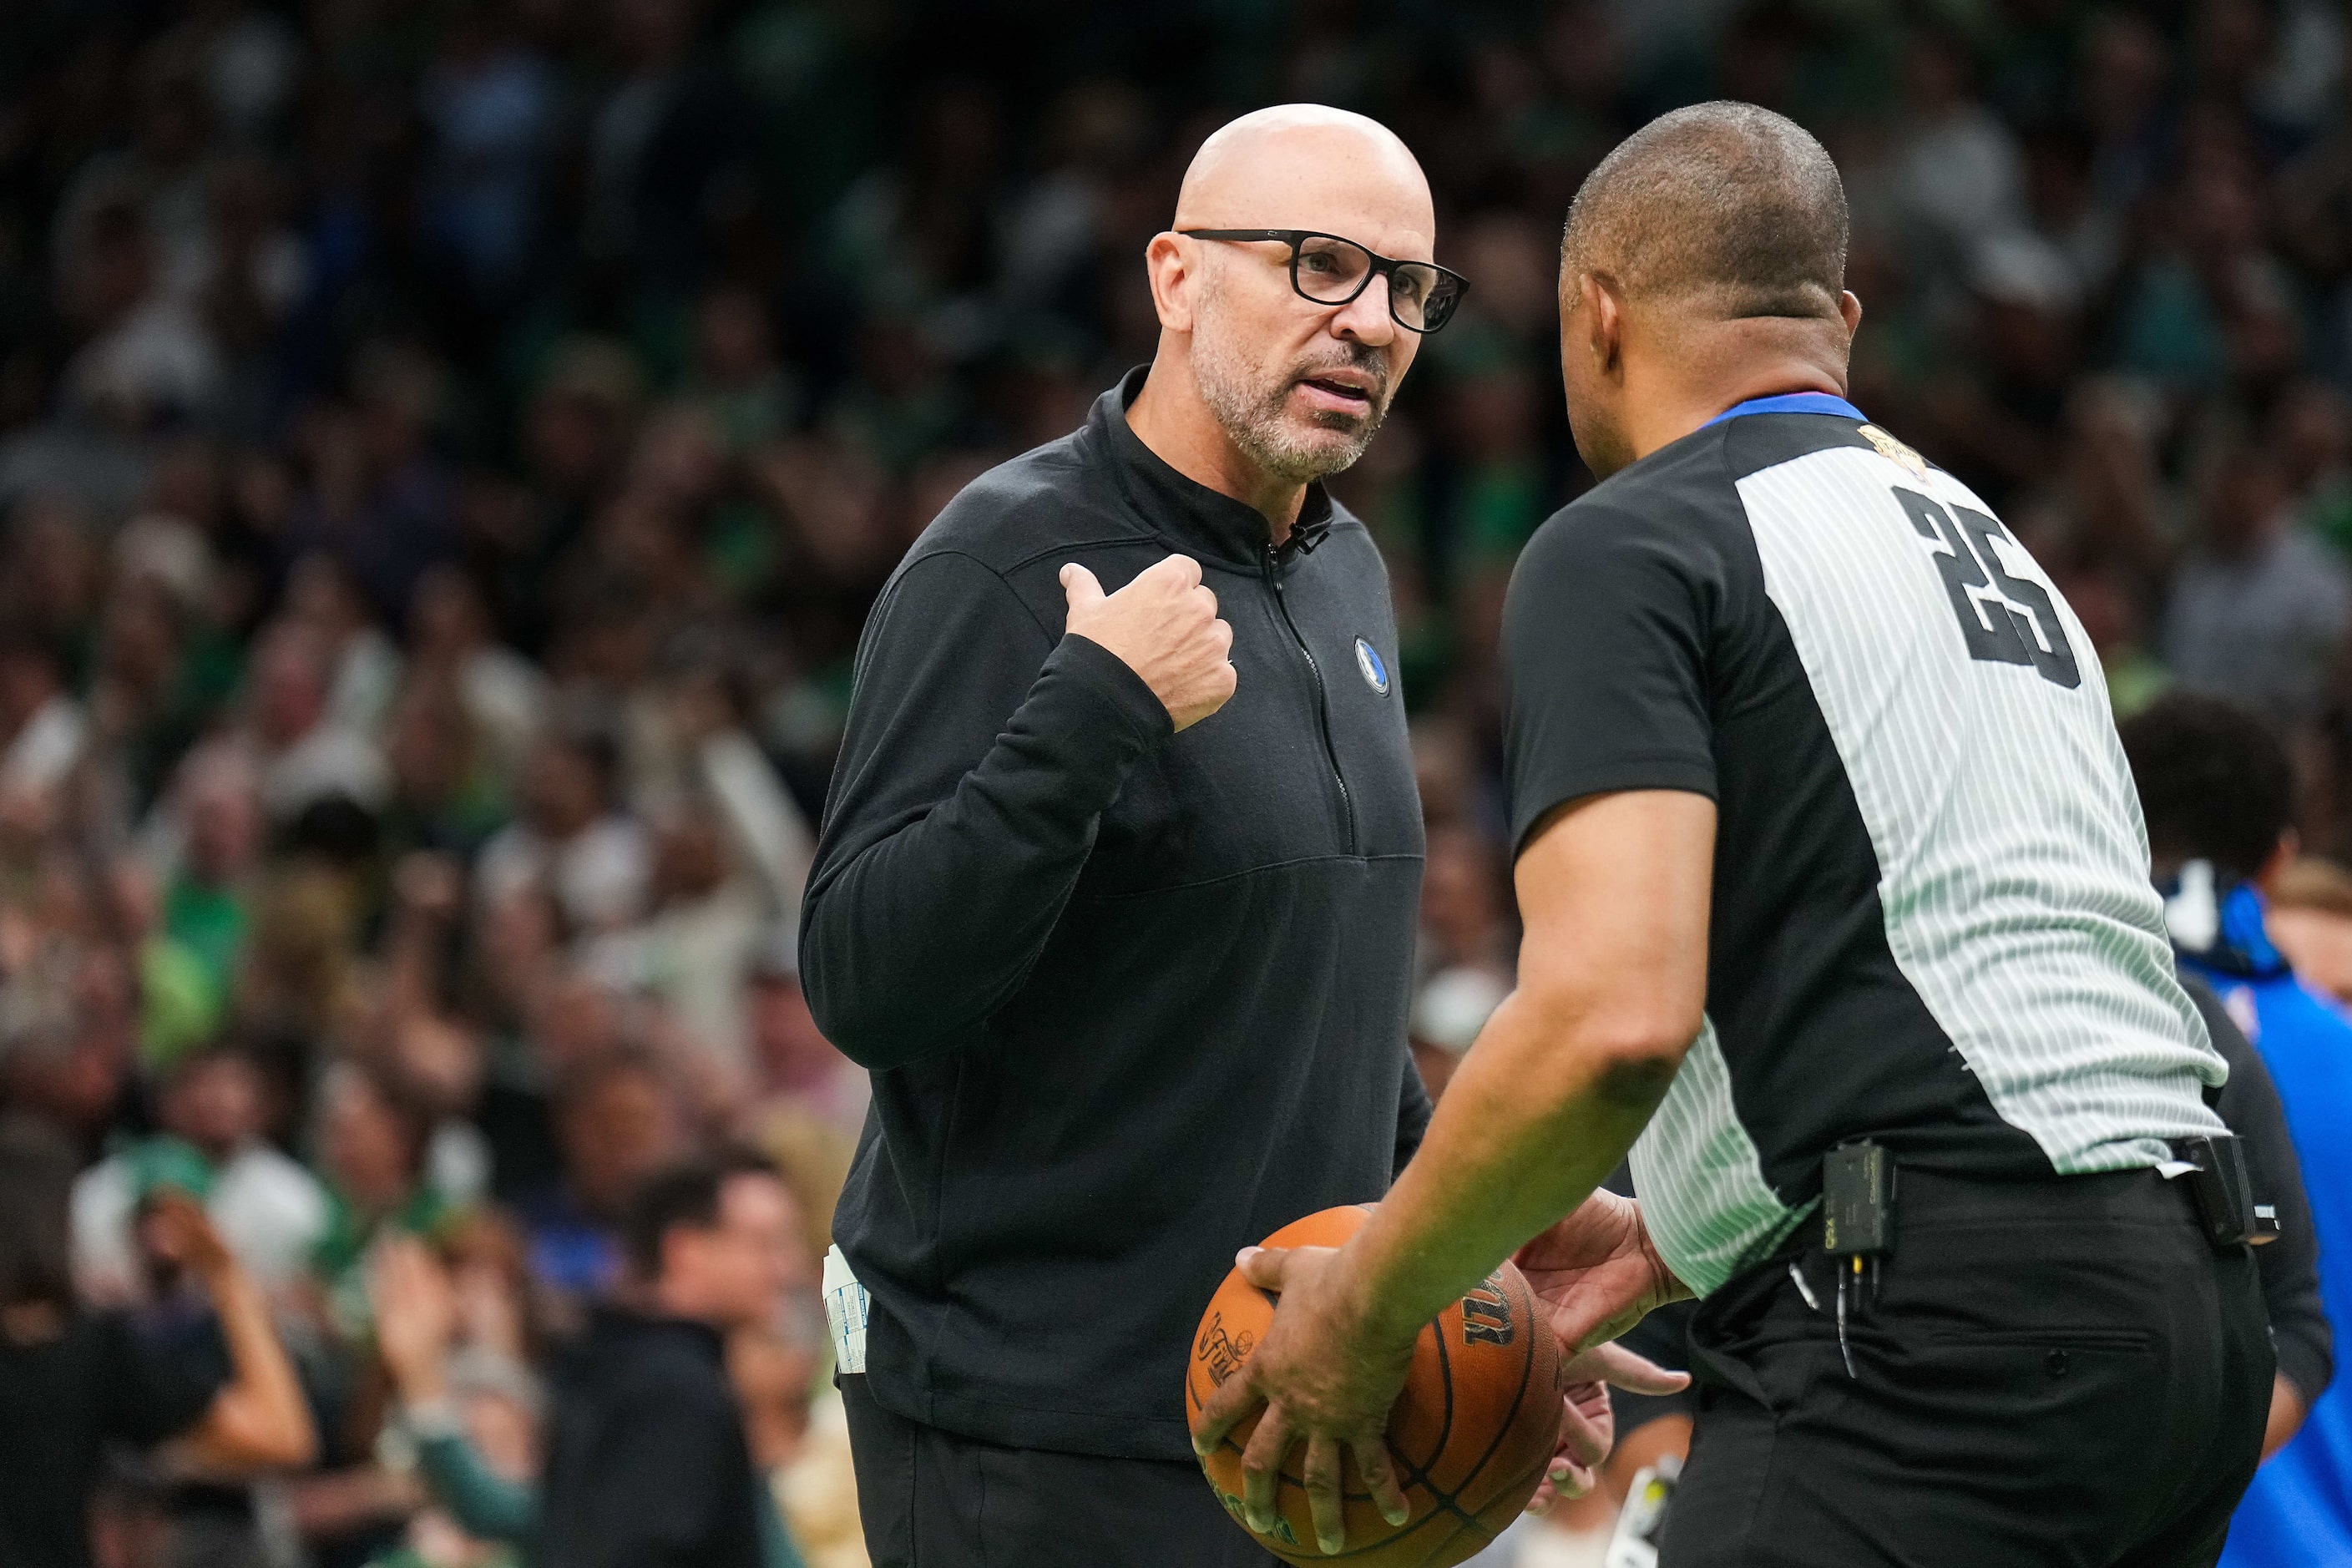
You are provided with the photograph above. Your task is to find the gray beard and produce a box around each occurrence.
[1191,324,1388,485]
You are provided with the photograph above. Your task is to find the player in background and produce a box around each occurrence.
[2119,693,2349,1566]
[1197,101,2270,1568]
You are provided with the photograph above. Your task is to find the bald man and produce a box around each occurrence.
[1200,103,2270,1567]
[799,107,1464,1564]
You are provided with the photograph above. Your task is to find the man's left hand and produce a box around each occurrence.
[1190,1244,1417,1555]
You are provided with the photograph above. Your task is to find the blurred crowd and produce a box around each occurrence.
[7,0,2352,1565]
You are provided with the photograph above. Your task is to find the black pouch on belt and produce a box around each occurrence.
[2166,1132,2256,1249]
[1822,1141,1896,1259]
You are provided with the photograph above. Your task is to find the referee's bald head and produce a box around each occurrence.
[1561,102,1847,321]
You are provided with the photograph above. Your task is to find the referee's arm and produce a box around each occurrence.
[799,552,1173,1069]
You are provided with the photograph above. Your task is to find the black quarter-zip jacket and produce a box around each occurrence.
[801,367,1429,1462]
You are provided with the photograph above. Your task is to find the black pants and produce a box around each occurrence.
[1662,1166,2273,1568]
[841,1377,1281,1568]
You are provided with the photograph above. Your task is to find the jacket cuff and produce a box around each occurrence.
[1052,634,1177,754]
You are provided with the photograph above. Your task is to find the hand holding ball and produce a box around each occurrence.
[1184,1206,1564,1565]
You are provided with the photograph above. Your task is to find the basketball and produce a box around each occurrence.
[1183,1205,1564,1567]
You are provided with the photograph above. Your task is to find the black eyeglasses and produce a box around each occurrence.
[1178,229,1470,334]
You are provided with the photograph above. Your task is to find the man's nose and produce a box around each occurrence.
[1330,273,1399,346]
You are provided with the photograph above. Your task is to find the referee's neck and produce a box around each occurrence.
[1621,350,1850,468]
[1596,302,1858,475]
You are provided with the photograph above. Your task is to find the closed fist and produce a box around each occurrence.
[1061,554,1237,732]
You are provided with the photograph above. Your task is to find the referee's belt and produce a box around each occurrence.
[1822,1135,2274,1260]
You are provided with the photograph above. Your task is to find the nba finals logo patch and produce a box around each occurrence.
[1354,636,1389,695]
[1859,423,1929,482]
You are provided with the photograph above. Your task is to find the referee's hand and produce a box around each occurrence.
[1515,1191,1694,1353]
[1062,555,1237,731]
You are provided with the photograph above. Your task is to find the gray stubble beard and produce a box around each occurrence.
[1190,285,1390,485]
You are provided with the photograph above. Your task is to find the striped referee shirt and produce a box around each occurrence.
[1500,392,2228,1297]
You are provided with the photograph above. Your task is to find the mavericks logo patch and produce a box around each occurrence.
[1353,637,1389,695]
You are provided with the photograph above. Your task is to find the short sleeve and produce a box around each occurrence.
[1501,498,1720,851]
[94,1313,219,1448]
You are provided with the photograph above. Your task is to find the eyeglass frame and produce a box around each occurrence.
[1176,228,1471,334]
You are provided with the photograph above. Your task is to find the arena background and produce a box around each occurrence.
[2,2,2350,1565]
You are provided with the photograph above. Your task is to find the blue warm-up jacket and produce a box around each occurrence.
[2183,886,2352,1566]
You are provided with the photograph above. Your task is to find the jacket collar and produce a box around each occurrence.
[1701,391,1867,427]
[1089,366,1334,573]
[2163,866,2291,981]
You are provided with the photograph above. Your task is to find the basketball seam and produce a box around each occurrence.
[1430,1269,1547,1516]
[1408,1515,1475,1568]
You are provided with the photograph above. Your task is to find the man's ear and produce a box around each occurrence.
[1839,289,1864,337]
[1144,232,1195,333]
[1581,273,1625,380]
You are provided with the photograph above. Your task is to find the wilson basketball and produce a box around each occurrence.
[1184,1205,1564,1567]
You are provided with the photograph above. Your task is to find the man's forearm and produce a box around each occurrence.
[180,1262,316,1471]
[1188,793,1712,1541]
[1341,987,1679,1339]
[800,635,1170,1068]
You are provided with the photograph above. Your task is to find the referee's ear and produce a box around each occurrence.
[1574,272,1626,380]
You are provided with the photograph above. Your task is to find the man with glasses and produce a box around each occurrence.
[798,104,1634,1565]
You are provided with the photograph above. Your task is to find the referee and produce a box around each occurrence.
[799,106,1469,1565]
[1200,103,2271,1567]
